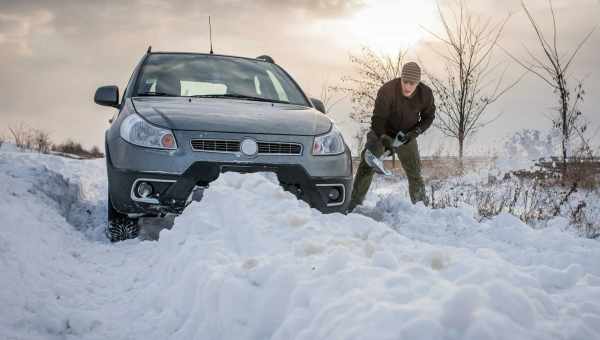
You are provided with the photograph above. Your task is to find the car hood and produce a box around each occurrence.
[132,97,332,136]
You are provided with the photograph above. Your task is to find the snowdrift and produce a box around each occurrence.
[1,148,599,340]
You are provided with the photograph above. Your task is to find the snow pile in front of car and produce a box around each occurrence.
[1,148,600,340]
[139,171,600,340]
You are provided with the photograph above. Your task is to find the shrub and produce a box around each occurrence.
[9,123,34,150]
[5,123,104,159]
[52,140,104,159]
[52,139,85,155]
[514,157,599,190]
[89,146,104,158]
[32,129,51,154]
[430,171,600,239]
[8,124,52,153]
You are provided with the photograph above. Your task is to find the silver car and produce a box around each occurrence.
[94,50,352,241]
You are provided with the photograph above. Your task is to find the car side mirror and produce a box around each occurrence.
[94,85,120,108]
[310,98,326,114]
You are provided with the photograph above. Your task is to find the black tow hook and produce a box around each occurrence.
[159,162,220,212]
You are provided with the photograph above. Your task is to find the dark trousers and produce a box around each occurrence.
[348,131,427,211]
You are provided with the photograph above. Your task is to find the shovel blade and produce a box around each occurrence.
[364,149,392,176]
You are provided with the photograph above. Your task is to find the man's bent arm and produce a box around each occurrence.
[417,94,436,133]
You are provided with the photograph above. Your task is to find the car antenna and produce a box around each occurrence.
[147,45,152,53]
[209,16,214,54]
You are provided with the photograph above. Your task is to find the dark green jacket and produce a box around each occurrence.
[370,78,436,137]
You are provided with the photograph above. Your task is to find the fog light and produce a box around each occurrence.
[137,182,154,198]
[327,188,341,201]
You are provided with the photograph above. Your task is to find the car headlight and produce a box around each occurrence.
[120,113,177,150]
[312,126,345,155]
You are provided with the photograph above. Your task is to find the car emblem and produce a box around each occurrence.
[240,139,258,156]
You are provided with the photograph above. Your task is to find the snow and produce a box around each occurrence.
[502,129,562,161]
[1,147,600,340]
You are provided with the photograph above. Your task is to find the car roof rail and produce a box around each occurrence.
[256,55,275,64]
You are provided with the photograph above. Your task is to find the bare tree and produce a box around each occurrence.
[423,0,522,159]
[333,47,406,153]
[505,0,597,165]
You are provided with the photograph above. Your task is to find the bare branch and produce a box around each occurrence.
[548,0,560,63]
[521,1,561,74]
[562,26,597,73]
[501,46,556,88]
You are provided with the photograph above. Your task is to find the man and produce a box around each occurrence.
[348,61,436,211]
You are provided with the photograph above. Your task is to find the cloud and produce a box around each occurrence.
[0,0,365,147]
[257,0,365,17]
[0,10,53,56]
[0,0,598,149]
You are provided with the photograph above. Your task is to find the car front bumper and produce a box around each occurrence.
[106,132,353,215]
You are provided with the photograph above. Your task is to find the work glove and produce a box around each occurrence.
[380,134,395,153]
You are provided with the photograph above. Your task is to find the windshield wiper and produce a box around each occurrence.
[190,93,291,104]
[136,91,176,97]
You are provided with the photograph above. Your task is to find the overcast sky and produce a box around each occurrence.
[1,0,599,155]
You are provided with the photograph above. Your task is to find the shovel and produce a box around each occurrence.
[364,131,408,176]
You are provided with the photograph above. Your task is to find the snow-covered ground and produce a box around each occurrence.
[1,146,600,340]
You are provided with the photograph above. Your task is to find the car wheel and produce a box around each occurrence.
[106,196,140,242]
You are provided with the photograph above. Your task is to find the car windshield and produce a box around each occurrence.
[134,54,309,106]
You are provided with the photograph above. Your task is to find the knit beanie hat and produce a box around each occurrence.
[401,62,421,83]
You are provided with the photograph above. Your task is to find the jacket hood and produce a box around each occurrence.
[131,97,332,136]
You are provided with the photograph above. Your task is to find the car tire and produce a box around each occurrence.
[106,195,140,242]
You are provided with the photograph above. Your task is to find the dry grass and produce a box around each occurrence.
[429,162,600,239]
[9,123,34,150]
[52,140,104,159]
[8,124,52,154]
[5,124,103,159]
[351,154,599,235]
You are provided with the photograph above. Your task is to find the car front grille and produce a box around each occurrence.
[190,139,241,152]
[257,142,302,155]
[190,139,302,155]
